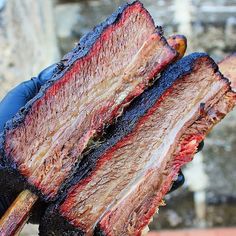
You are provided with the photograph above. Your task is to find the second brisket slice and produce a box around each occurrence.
[0,1,176,200]
[40,53,236,235]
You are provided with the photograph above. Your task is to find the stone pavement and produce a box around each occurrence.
[148,228,236,236]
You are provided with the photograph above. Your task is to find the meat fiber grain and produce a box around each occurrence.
[39,53,236,235]
[0,1,176,201]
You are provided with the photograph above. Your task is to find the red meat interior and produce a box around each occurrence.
[5,2,176,199]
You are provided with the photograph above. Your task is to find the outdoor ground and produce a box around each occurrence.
[148,228,236,236]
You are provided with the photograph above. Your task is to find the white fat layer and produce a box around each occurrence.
[94,79,224,227]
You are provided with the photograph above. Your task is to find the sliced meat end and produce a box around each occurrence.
[219,53,236,91]
[39,53,236,235]
[3,2,176,200]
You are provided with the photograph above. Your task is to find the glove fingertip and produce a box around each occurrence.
[169,171,185,193]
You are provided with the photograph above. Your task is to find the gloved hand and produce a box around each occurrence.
[0,64,58,132]
[0,63,58,218]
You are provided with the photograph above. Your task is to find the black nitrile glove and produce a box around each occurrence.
[0,63,58,219]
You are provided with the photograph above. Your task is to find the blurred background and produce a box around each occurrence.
[0,0,236,235]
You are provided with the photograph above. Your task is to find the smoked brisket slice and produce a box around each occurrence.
[0,1,176,201]
[39,53,236,235]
